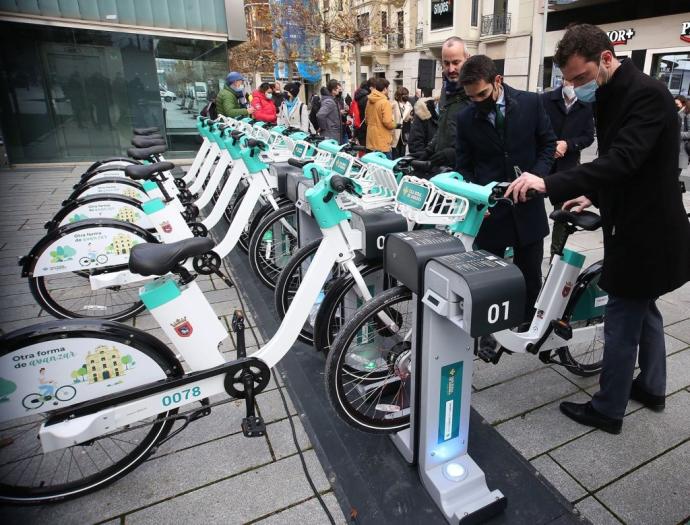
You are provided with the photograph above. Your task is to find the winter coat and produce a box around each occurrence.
[455,83,556,248]
[278,100,313,133]
[541,86,595,173]
[679,108,690,170]
[408,98,438,156]
[354,87,371,144]
[250,90,277,123]
[216,86,249,118]
[545,59,690,299]
[316,95,343,142]
[365,89,396,152]
[424,84,471,165]
[392,99,413,147]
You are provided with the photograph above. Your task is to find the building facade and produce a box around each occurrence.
[0,0,246,164]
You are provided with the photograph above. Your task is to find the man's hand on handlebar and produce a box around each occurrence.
[505,172,546,203]
[562,196,592,213]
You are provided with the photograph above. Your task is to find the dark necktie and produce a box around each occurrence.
[495,107,505,134]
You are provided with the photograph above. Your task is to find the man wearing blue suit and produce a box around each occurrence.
[455,55,556,321]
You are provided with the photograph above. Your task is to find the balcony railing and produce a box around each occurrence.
[387,33,405,50]
[480,13,511,37]
[415,28,423,46]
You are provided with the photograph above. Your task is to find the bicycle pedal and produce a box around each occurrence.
[241,416,266,437]
[550,319,573,341]
[477,345,504,365]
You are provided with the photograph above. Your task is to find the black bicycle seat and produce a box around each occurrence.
[287,158,312,169]
[131,136,166,148]
[127,144,167,160]
[129,237,215,276]
[550,209,601,231]
[124,161,174,181]
[133,127,161,135]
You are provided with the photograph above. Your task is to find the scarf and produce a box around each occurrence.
[285,98,299,115]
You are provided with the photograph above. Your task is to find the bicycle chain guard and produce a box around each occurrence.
[189,222,209,237]
[192,250,221,274]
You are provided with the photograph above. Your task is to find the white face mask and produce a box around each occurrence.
[563,85,576,100]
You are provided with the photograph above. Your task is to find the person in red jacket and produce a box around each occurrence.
[250,82,277,124]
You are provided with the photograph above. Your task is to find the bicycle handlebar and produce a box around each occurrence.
[411,160,432,172]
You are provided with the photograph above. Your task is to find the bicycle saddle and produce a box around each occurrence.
[129,237,215,276]
[131,136,166,148]
[127,144,167,160]
[124,161,174,180]
[133,127,161,135]
[550,209,601,231]
[287,158,312,169]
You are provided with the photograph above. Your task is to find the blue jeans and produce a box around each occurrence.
[591,295,666,419]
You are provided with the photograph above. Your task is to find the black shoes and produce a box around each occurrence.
[559,401,623,435]
[630,381,665,412]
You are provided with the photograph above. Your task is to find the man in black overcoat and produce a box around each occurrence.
[507,24,690,434]
[455,55,556,320]
[542,80,595,254]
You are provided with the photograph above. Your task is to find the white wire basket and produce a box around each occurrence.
[337,163,399,210]
[394,176,470,225]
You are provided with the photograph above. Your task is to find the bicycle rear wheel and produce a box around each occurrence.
[30,270,145,322]
[0,321,182,504]
[325,286,414,433]
[248,204,298,289]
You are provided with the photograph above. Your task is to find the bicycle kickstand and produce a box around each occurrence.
[232,310,266,438]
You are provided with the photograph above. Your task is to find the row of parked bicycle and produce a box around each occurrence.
[0,115,606,504]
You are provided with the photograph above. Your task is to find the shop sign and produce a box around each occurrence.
[373,63,386,73]
[607,28,635,46]
[681,22,690,43]
[430,0,453,31]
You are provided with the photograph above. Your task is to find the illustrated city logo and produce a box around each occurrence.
[171,317,194,337]
[562,281,573,298]
[160,221,173,233]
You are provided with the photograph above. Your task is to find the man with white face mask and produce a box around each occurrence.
[541,78,594,255]
[507,24,690,435]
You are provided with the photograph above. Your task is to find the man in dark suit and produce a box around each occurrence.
[456,55,556,321]
[542,80,595,255]
[507,24,690,434]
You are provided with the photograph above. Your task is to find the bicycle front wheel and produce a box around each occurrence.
[0,321,182,504]
[325,286,415,434]
[248,204,298,289]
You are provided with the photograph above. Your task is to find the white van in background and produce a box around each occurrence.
[194,82,208,103]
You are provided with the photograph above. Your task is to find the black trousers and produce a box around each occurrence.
[478,239,544,322]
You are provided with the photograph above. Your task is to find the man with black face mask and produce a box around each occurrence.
[455,54,556,325]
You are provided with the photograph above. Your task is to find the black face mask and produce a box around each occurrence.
[475,85,497,115]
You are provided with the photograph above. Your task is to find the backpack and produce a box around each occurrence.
[309,95,321,132]
[349,98,362,129]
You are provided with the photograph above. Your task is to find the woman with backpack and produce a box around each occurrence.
[277,82,313,133]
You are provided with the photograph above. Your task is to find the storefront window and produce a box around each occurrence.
[154,39,227,153]
[650,52,690,96]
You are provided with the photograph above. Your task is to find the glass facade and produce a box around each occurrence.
[650,52,690,97]
[0,21,226,163]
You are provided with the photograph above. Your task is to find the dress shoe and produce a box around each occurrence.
[630,381,665,412]
[559,401,622,434]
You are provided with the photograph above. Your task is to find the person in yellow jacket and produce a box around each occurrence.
[365,78,400,158]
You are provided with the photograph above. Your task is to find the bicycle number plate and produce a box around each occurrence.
[293,143,306,158]
[397,181,429,209]
[161,386,203,407]
[332,155,352,176]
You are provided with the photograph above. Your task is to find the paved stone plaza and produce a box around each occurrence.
[0,159,689,525]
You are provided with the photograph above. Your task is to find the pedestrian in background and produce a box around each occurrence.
[216,72,255,118]
[366,77,399,158]
[250,82,277,124]
[408,96,439,157]
[309,86,328,134]
[456,54,556,323]
[354,78,376,147]
[674,95,686,111]
[278,82,312,133]
[679,96,690,181]
[316,79,344,142]
[507,23,690,434]
[541,79,595,255]
[272,81,284,112]
[391,87,413,159]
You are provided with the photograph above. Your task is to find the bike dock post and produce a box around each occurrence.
[385,230,526,524]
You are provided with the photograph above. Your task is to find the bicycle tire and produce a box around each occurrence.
[313,263,385,354]
[248,203,298,290]
[274,239,322,345]
[0,320,182,504]
[325,285,414,434]
[29,271,146,322]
